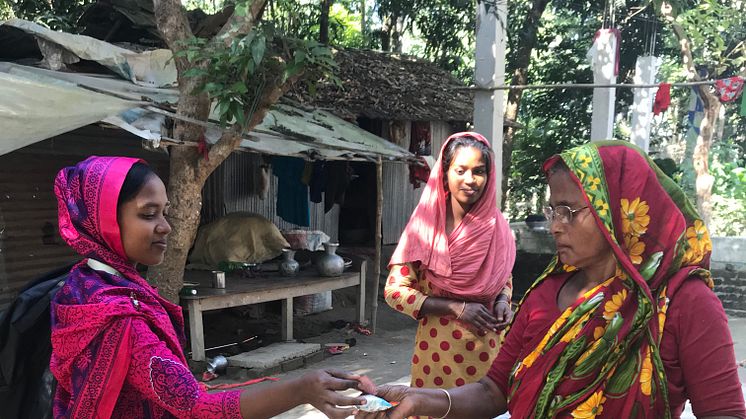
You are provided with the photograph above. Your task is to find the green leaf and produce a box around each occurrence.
[217,100,229,118]
[252,35,266,66]
[234,2,248,17]
[186,49,200,62]
[294,50,307,65]
[183,68,206,78]
[284,62,303,79]
[234,106,246,127]
[230,81,248,94]
[240,32,256,48]
[204,82,221,94]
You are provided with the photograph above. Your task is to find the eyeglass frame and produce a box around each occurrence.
[543,205,589,224]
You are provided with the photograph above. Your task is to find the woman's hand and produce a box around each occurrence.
[355,385,415,419]
[298,369,366,419]
[458,302,499,333]
[493,298,513,331]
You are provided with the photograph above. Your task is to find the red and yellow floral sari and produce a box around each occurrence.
[506,142,715,418]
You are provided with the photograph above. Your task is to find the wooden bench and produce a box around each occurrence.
[181,259,366,362]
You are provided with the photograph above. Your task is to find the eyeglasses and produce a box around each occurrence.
[543,205,589,224]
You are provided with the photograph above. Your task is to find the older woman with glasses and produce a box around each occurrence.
[358,142,745,419]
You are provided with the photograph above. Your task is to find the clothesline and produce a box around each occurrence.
[457,80,716,91]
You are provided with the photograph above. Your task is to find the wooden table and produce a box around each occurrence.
[181,260,366,362]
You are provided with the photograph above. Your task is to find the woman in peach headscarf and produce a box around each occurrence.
[384,132,516,401]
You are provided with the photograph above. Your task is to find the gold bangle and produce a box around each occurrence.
[455,301,467,319]
[435,388,452,419]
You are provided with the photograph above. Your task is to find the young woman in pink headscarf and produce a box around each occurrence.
[50,156,365,419]
[384,133,516,401]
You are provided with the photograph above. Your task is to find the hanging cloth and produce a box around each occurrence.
[409,156,433,189]
[324,161,352,213]
[272,156,310,227]
[653,83,671,115]
[309,160,326,204]
[715,76,744,103]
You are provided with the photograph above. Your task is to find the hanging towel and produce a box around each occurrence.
[309,160,326,204]
[272,156,310,227]
[324,161,351,213]
[409,156,432,189]
[715,76,744,103]
[653,83,671,115]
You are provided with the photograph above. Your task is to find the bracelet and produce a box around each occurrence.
[435,388,452,419]
[455,301,467,319]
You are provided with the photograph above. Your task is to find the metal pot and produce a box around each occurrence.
[315,242,345,277]
[279,248,300,276]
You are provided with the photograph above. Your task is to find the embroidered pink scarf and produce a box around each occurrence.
[51,156,187,418]
[389,132,515,303]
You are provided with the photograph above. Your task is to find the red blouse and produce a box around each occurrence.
[488,276,745,418]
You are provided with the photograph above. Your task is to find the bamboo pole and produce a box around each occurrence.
[456,80,716,91]
[371,156,383,333]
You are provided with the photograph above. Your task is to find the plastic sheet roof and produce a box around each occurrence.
[0,20,415,162]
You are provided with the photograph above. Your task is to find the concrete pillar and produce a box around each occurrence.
[473,1,507,206]
[630,55,661,152]
[586,29,619,141]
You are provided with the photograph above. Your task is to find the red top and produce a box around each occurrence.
[488,275,745,418]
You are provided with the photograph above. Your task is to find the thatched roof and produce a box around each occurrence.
[287,49,474,123]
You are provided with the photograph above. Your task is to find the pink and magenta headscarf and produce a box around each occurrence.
[389,132,516,303]
[51,156,186,418]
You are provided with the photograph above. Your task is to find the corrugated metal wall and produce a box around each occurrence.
[0,126,168,309]
[201,152,340,241]
[381,120,455,245]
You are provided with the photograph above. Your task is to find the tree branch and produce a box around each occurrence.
[213,0,267,45]
[153,0,195,75]
[658,2,717,106]
[201,67,304,177]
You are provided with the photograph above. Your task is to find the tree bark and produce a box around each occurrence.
[380,13,397,52]
[501,0,551,209]
[659,1,719,226]
[360,0,366,35]
[320,0,332,44]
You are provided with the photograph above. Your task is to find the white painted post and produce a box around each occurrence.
[586,29,619,141]
[630,55,661,152]
[473,0,507,206]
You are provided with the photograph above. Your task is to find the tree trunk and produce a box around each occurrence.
[392,18,403,53]
[360,0,366,35]
[380,13,396,52]
[320,0,332,44]
[692,89,719,227]
[659,2,719,225]
[147,147,205,302]
[501,0,551,209]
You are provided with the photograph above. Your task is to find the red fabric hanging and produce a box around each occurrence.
[715,76,744,103]
[653,83,672,115]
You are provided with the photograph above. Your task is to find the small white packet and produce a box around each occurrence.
[358,394,393,412]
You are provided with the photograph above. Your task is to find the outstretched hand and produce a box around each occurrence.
[299,369,366,419]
